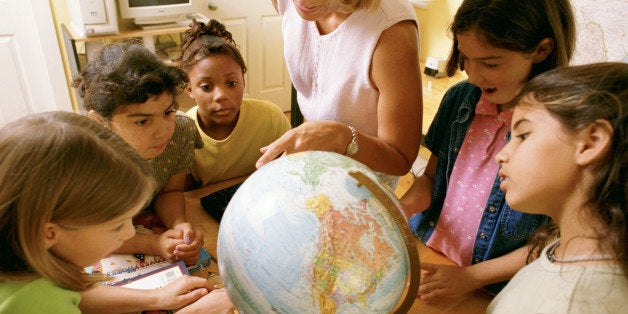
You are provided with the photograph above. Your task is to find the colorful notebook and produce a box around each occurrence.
[114,261,188,289]
[87,248,211,287]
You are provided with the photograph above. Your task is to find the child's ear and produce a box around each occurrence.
[532,38,554,63]
[575,119,613,166]
[43,223,59,249]
[87,110,108,127]
[185,84,194,99]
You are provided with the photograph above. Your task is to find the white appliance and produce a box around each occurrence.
[424,56,447,78]
[67,0,119,37]
[118,0,198,28]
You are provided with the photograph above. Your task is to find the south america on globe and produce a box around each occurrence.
[217,151,420,313]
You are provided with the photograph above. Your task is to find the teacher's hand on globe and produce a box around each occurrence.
[256,120,352,169]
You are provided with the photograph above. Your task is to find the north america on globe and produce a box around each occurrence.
[306,194,396,312]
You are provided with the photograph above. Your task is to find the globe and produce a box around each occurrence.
[217,151,420,314]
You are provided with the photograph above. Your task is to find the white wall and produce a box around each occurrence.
[570,0,628,64]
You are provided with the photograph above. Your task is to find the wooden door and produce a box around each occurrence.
[202,0,291,111]
[0,0,72,126]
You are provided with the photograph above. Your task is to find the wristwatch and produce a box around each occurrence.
[345,125,359,156]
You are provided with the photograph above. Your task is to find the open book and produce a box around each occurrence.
[87,248,211,287]
[114,260,188,289]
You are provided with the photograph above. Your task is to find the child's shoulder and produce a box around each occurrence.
[240,98,290,131]
[0,278,81,313]
[184,106,197,117]
[445,80,478,95]
[440,80,481,106]
[242,97,280,108]
[242,98,286,116]
[175,110,199,130]
[173,110,203,148]
[176,110,195,122]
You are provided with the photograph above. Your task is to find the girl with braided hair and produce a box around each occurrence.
[178,19,290,216]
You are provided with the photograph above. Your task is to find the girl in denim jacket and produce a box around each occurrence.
[489,62,627,313]
[400,0,576,300]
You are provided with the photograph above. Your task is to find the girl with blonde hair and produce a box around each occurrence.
[0,111,232,313]
[0,111,154,311]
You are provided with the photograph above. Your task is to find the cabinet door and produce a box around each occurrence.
[0,0,72,127]
[204,0,290,111]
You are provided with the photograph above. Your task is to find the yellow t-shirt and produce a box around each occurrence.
[187,98,291,185]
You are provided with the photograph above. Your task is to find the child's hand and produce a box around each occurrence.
[177,288,234,314]
[150,276,211,310]
[172,222,204,265]
[172,222,195,245]
[157,229,185,262]
[418,263,480,302]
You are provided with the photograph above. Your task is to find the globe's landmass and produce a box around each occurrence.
[218,151,419,313]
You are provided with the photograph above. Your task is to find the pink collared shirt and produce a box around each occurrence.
[426,96,513,266]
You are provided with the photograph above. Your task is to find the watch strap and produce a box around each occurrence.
[345,125,359,156]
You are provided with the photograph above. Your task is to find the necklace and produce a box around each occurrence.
[546,240,616,263]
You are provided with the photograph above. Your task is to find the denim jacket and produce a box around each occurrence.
[409,81,548,294]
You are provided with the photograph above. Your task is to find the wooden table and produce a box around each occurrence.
[185,176,248,282]
[185,179,491,313]
[406,243,492,313]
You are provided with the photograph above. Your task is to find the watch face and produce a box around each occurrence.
[345,125,359,156]
[347,141,359,156]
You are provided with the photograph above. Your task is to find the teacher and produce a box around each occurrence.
[257,0,423,188]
